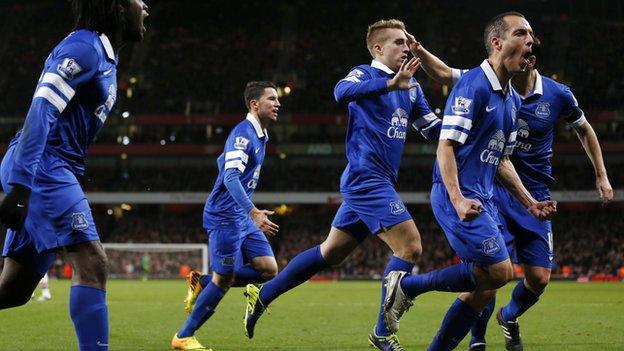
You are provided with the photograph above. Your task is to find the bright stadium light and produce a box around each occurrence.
[122,111,131,119]
[122,136,130,145]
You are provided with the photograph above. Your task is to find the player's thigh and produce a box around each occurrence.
[320,226,362,265]
[0,257,43,308]
[64,240,108,288]
[377,219,422,259]
[208,227,243,276]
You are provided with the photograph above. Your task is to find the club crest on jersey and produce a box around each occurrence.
[71,212,89,231]
[482,237,501,256]
[480,130,505,166]
[535,102,551,118]
[387,108,408,140]
[389,200,406,215]
[57,58,83,80]
[451,96,472,115]
[234,136,250,150]
[222,256,234,266]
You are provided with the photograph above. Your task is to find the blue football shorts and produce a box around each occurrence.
[431,182,509,267]
[493,184,553,269]
[1,146,99,277]
[206,217,274,275]
[332,184,413,241]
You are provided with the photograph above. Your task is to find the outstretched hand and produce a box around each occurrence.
[387,57,421,91]
[528,200,557,220]
[403,30,422,54]
[250,208,279,237]
[0,184,31,231]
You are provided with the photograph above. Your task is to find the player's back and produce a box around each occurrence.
[433,61,520,202]
[203,116,267,229]
[335,62,434,193]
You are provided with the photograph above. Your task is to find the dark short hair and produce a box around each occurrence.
[71,0,126,34]
[244,81,277,110]
[483,11,526,54]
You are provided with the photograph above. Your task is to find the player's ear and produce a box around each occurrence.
[491,36,502,52]
[249,98,259,112]
[373,42,383,57]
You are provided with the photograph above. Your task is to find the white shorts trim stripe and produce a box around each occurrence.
[440,129,468,144]
[34,87,67,112]
[224,160,246,173]
[442,115,473,130]
[41,73,75,100]
[225,150,249,164]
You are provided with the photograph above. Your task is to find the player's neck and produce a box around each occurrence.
[512,69,536,97]
[486,57,513,93]
[249,112,269,130]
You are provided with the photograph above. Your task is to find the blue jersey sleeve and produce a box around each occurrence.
[559,85,586,127]
[409,83,441,139]
[334,67,388,103]
[222,127,255,212]
[9,41,100,188]
[223,168,254,214]
[440,83,483,145]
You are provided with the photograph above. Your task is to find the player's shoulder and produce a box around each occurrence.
[541,75,575,102]
[453,67,489,97]
[346,64,374,78]
[51,30,102,64]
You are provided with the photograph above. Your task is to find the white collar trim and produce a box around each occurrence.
[371,60,395,74]
[480,60,504,91]
[99,33,116,61]
[533,70,543,95]
[246,113,267,138]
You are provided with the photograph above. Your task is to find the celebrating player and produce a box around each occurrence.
[382,12,557,350]
[406,30,613,351]
[171,81,281,351]
[243,19,441,351]
[0,1,149,350]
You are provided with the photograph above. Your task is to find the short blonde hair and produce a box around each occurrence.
[366,19,406,57]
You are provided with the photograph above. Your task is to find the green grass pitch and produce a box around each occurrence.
[0,280,622,350]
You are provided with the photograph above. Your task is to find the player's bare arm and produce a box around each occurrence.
[386,57,421,91]
[573,121,613,203]
[249,208,279,236]
[404,30,454,86]
[497,156,557,219]
[437,139,482,221]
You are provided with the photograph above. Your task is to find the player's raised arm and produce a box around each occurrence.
[333,67,388,103]
[404,31,455,86]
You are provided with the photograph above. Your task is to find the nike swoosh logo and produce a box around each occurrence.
[255,148,260,154]
[103,69,113,76]
[96,341,109,346]
[486,106,496,112]
[16,204,25,208]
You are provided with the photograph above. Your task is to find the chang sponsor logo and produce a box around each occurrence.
[387,108,408,140]
[480,130,506,166]
[515,119,532,152]
[247,165,261,189]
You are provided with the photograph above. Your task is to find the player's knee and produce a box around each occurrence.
[526,272,550,292]
[213,273,234,291]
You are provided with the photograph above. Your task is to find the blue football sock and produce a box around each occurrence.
[375,256,414,336]
[177,282,225,338]
[259,245,328,306]
[470,296,495,346]
[400,262,476,299]
[428,298,481,351]
[69,285,109,351]
[501,280,540,321]
[199,265,266,288]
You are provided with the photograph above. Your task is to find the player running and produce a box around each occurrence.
[0,1,149,350]
[243,19,441,351]
[382,12,557,350]
[405,30,613,351]
[171,81,281,351]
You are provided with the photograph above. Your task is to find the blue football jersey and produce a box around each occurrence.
[452,68,586,192]
[434,60,521,202]
[334,60,439,192]
[9,29,118,188]
[203,114,267,228]
[510,72,585,191]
